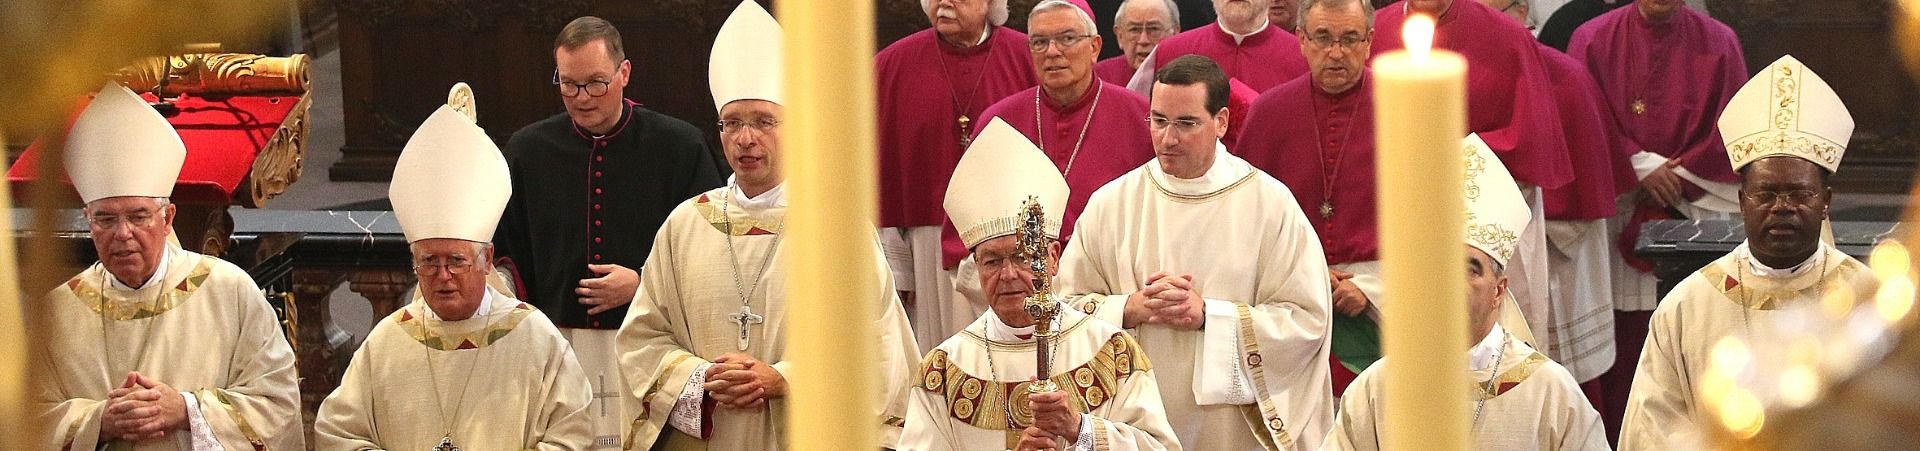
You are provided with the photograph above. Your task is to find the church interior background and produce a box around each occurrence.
[3,0,1919,448]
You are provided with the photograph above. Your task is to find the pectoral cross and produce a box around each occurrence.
[434,436,460,451]
[729,304,764,351]
[1631,99,1647,115]
[958,115,973,148]
[1320,201,1334,220]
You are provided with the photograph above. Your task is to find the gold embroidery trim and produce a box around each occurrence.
[694,192,785,236]
[1469,352,1549,400]
[1236,303,1295,450]
[1092,415,1112,450]
[71,256,215,321]
[1700,252,1864,311]
[394,299,537,350]
[627,353,695,451]
[1145,168,1258,203]
[202,389,268,450]
[918,333,1150,430]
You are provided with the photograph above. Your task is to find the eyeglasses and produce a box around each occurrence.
[1305,32,1370,51]
[976,253,1033,273]
[1118,23,1170,37]
[412,260,476,277]
[88,213,160,230]
[1028,33,1093,52]
[1743,190,1821,206]
[1498,1,1540,30]
[718,118,783,133]
[1145,116,1206,133]
[553,71,613,98]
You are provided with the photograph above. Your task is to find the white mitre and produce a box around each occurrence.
[709,1,783,111]
[65,82,186,203]
[1719,55,1853,173]
[389,88,510,243]
[1462,133,1529,266]
[943,118,1068,249]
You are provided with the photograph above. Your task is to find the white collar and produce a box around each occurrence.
[982,301,1067,341]
[1217,18,1271,45]
[1738,242,1823,279]
[729,181,788,214]
[425,288,494,322]
[1150,142,1253,194]
[108,245,172,291]
[975,25,992,46]
[1469,323,1507,376]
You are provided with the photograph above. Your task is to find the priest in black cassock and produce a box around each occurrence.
[493,15,724,447]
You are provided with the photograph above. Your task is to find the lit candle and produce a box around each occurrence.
[1371,14,1470,451]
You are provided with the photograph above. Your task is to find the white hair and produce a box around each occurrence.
[82,196,170,215]
[1117,0,1181,27]
[921,0,1012,26]
[1030,0,1097,34]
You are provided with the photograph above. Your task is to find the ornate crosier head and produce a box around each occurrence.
[1018,196,1060,331]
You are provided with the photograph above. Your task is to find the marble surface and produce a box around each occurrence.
[1636,219,1904,259]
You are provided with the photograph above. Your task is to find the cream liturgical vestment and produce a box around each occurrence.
[36,81,302,451]
[36,244,304,450]
[617,185,921,450]
[901,307,1180,450]
[1057,144,1334,451]
[316,289,594,450]
[1326,326,1609,451]
[1617,242,1875,450]
[1620,55,1870,450]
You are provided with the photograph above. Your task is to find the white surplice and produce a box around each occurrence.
[1057,144,1334,451]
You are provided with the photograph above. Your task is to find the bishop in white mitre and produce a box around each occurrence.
[1617,56,1881,451]
[314,88,594,451]
[1323,134,1610,451]
[615,3,921,449]
[33,82,303,451]
[901,118,1179,451]
[1054,56,1332,451]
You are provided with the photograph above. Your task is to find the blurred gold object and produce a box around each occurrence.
[1899,0,1920,81]
[114,53,310,96]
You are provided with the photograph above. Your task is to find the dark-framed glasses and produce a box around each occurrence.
[1306,32,1370,50]
[553,71,613,98]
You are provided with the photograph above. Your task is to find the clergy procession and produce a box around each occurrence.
[21,0,1911,450]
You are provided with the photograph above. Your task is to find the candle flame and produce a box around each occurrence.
[1405,14,1436,60]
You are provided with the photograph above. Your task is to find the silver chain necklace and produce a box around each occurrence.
[720,185,784,351]
[1034,81,1104,177]
[424,309,490,451]
[1470,328,1510,428]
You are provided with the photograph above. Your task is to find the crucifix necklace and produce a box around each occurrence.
[932,38,995,149]
[1309,88,1361,220]
[424,314,489,451]
[1034,81,1104,177]
[1470,329,1511,428]
[721,185,784,351]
